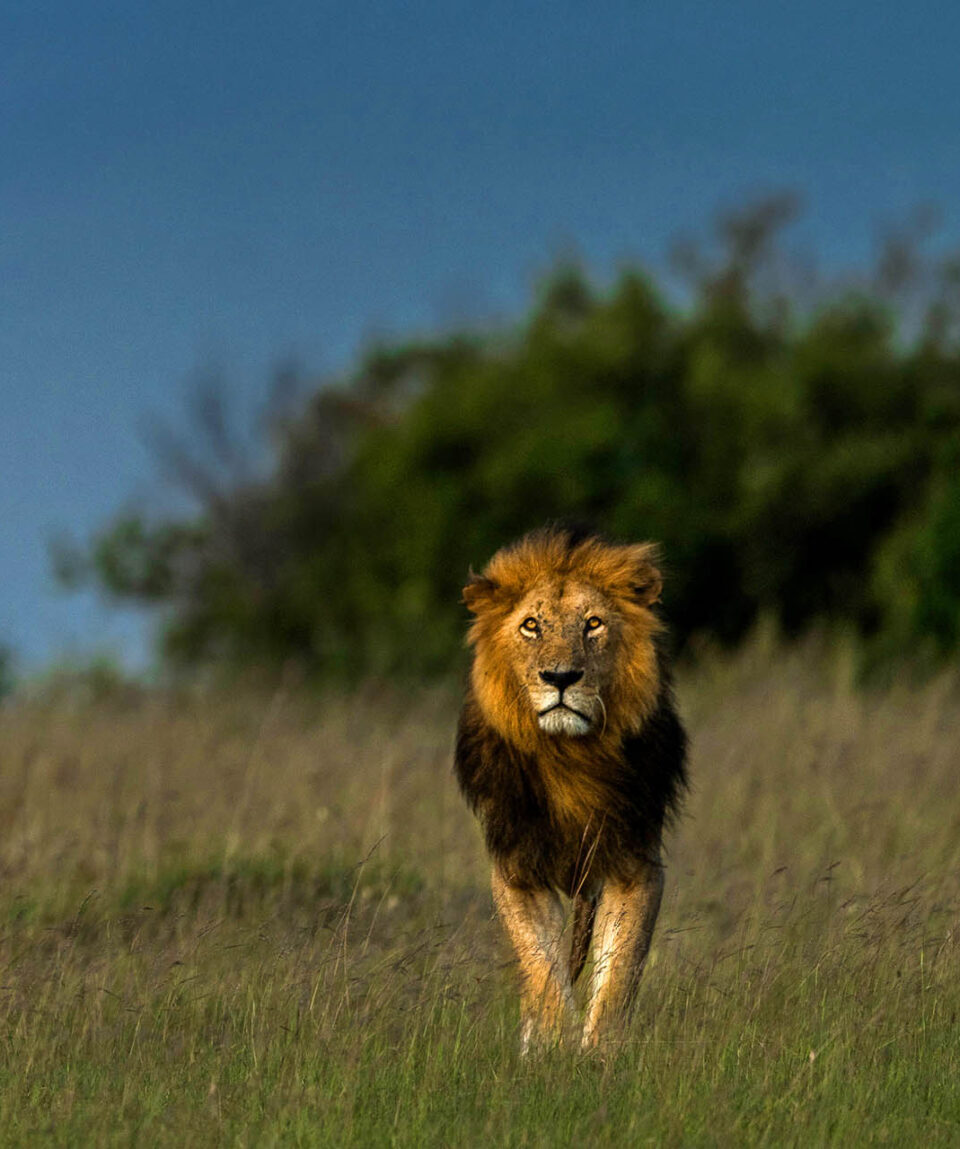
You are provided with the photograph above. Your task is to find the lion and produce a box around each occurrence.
[454,524,687,1051]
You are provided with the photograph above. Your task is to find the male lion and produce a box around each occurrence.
[455,525,687,1050]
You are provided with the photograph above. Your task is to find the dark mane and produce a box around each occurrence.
[455,661,687,894]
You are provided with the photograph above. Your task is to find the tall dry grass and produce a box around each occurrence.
[0,636,958,1144]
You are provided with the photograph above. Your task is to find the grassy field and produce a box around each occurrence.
[1,636,958,1146]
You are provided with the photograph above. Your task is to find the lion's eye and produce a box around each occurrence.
[519,617,540,637]
[585,616,604,632]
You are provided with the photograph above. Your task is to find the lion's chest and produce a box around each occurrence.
[536,756,614,831]
[499,751,642,890]
[455,697,664,891]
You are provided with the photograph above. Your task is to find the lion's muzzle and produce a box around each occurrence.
[533,668,595,736]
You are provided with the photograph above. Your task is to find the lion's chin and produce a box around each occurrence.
[537,706,592,737]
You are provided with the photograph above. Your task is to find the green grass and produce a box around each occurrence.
[0,637,958,1144]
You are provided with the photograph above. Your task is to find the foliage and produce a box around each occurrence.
[21,653,145,709]
[0,645,14,701]
[68,196,960,677]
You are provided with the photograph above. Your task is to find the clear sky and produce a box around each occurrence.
[3,1,960,671]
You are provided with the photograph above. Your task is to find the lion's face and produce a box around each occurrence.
[509,581,618,737]
[463,528,665,750]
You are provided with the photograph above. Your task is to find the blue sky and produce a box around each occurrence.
[3,1,960,671]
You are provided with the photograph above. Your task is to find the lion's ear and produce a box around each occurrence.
[628,545,663,606]
[462,569,500,614]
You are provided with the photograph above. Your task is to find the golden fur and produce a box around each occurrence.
[455,526,687,1050]
[463,531,665,834]
[463,534,663,732]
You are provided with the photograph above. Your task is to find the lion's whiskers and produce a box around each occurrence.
[512,682,533,712]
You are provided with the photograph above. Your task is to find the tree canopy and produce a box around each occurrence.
[69,197,960,679]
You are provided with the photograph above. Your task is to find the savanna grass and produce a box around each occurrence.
[0,637,958,1145]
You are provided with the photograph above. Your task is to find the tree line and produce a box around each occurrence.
[66,196,960,680]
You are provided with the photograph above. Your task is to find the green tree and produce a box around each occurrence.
[64,198,960,679]
[0,645,15,700]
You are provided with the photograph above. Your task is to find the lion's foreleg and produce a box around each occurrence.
[491,867,573,1052]
[581,860,664,1050]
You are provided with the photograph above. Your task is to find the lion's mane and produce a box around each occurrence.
[455,525,687,894]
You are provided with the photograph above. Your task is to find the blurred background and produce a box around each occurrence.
[4,1,960,688]
[5,10,960,1136]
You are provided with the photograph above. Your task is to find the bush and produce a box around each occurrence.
[0,645,15,700]
[68,197,960,678]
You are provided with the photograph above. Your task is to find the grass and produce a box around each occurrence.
[0,634,959,1145]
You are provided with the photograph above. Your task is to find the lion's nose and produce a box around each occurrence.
[539,668,584,691]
